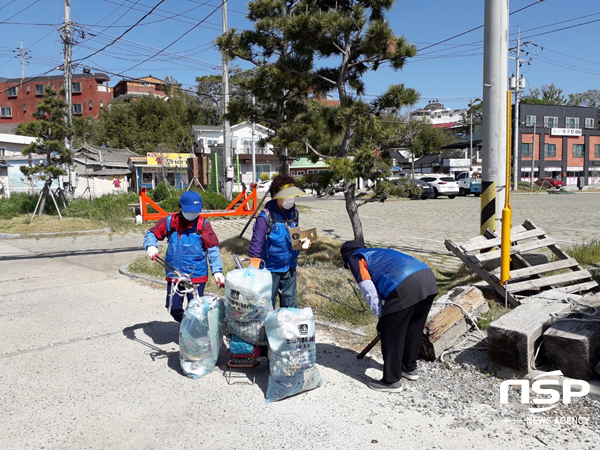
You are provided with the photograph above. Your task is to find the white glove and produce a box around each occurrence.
[214,272,225,288]
[301,238,311,250]
[146,246,158,260]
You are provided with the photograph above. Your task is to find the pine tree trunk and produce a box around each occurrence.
[343,181,364,242]
[38,183,50,217]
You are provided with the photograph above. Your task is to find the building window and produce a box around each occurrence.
[521,143,531,157]
[26,84,30,93]
[23,103,26,112]
[140,81,151,86]
[100,100,104,109]
[0,147,6,156]
[72,82,82,93]
[35,84,45,95]
[88,100,93,109]
[544,116,558,128]
[7,86,18,97]
[206,137,218,146]
[60,82,63,89]
[256,164,271,178]
[585,118,595,129]
[565,117,579,129]
[573,144,584,158]
[595,145,600,158]
[0,106,12,117]
[72,103,83,115]
[544,144,556,157]
[525,115,536,126]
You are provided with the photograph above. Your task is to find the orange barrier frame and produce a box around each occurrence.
[138,186,258,222]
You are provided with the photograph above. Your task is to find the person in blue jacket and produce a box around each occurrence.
[341,241,438,393]
[143,190,224,323]
[248,175,310,309]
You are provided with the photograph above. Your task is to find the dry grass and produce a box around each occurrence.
[0,214,108,234]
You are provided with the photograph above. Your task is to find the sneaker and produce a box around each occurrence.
[402,370,419,381]
[368,379,403,393]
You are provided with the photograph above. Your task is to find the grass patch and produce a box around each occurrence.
[476,301,512,330]
[0,214,107,234]
[435,263,482,298]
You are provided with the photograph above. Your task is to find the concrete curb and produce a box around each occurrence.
[0,227,111,239]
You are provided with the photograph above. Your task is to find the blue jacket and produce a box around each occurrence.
[353,248,429,299]
[143,213,222,283]
[249,200,299,273]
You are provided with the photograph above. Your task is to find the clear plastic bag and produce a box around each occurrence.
[265,307,323,403]
[179,295,225,379]
[225,266,272,345]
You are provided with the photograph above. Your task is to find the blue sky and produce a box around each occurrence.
[1,0,599,112]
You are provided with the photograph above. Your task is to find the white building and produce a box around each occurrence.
[410,101,466,127]
[0,133,37,156]
[191,122,280,184]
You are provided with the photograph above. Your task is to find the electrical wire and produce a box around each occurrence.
[1,0,40,23]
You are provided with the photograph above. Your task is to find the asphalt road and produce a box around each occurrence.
[1,191,599,449]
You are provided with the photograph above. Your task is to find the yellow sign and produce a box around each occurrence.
[147,153,191,168]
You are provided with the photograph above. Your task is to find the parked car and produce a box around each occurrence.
[534,177,564,188]
[409,179,434,200]
[420,175,459,199]
[256,179,272,193]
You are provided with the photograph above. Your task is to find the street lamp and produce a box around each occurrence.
[469,98,482,171]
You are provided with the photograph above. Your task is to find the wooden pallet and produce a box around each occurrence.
[445,219,599,307]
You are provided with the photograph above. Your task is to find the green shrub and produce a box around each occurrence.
[148,182,174,203]
[63,192,138,230]
[260,173,270,181]
[270,172,278,180]
[156,188,229,213]
[376,178,418,198]
[0,193,40,219]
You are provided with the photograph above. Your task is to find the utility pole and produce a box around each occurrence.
[509,26,527,191]
[469,98,481,171]
[481,0,508,234]
[251,95,256,183]
[530,121,536,189]
[222,0,232,200]
[60,0,73,130]
[19,41,26,78]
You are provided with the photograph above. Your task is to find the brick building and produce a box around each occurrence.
[517,104,600,187]
[0,73,112,124]
[112,75,167,100]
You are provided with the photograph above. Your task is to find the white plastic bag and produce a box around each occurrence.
[265,307,323,403]
[179,295,225,379]
[225,266,272,345]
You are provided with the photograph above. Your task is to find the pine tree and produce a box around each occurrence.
[218,0,419,241]
[16,87,73,218]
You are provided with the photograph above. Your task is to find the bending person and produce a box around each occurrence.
[341,241,438,393]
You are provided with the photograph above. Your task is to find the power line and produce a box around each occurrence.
[1,0,40,23]
[72,0,166,64]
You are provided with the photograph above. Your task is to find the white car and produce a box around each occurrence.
[256,180,272,193]
[419,175,459,199]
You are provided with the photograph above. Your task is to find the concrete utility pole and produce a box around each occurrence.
[509,26,527,191]
[222,0,232,200]
[252,95,256,183]
[19,41,26,78]
[480,0,508,234]
[530,121,536,189]
[61,0,73,130]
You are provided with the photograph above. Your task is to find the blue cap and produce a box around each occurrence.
[179,191,203,213]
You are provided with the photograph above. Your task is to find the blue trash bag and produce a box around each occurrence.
[264,307,323,403]
[179,295,225,379]
[225,266,273,345]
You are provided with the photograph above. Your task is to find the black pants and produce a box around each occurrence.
[376,294,435,384]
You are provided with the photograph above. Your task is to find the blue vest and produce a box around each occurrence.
[260,203,299,272]
[164,214,208,280]
[353,248,428,299]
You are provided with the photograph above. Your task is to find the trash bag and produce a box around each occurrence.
[264,307,323,403]
[179,295,225,379]
[225,266,272,345]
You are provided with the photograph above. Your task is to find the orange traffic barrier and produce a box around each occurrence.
[139,185,258,222]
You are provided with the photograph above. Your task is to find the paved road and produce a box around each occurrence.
[1,191,599,449]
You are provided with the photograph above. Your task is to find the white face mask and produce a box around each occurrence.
[182,211,199,221]
[281,197,295,210]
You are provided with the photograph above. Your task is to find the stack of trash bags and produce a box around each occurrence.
[179,295,225,379]
[178,263,323,403]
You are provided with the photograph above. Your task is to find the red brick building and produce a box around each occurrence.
[0,73,112,124]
